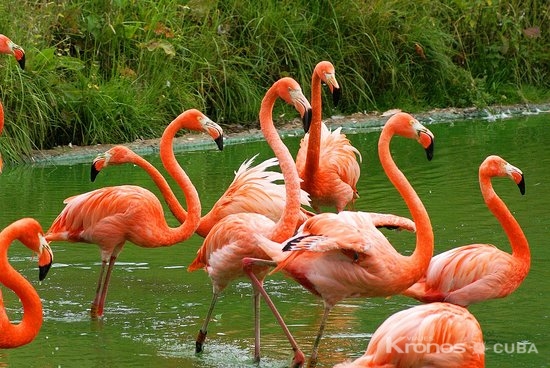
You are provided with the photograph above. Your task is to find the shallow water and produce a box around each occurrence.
[0,112,548,367]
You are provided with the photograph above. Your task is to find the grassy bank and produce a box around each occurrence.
[0,0,548,164]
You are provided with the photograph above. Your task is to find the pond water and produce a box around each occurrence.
[0,112,548,367]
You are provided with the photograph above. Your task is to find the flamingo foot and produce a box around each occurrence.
[291,349,306,368]
[195,329,207,353]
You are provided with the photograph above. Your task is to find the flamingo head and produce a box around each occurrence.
[12,218,53,281]
[0,34,25,70]
[316,61,341,106]
[481,155,525,195]
[169,109,224,151]
[276,77,313,133]
[386,112,435,161]
[91,145,137,182]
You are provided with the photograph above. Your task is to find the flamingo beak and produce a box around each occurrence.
[517,175,526,195]
[214,136,224,151]
[332,86,341,107]
[38,235,53,281]
[302,108,312,133]
[91,153,108,182]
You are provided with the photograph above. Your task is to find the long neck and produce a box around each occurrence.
[378,129,433,274]
[480,176,530,265]
[0,101,4,135]
[303,71,322,178]
[129,154,188,224]
[260,91,301,243]
[0,233,42,348]
[157,123,201,243]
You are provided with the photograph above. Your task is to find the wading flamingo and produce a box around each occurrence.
[334,302,485,368]
[403,155,530,307]
[244,112,435,367]
[295,61,362,212]
[46,109,221,318]
[0,34,25,172]
[188,77,312,366]
[0,218,54,348]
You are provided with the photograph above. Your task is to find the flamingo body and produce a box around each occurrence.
[0,218,53,348]
[334,303,485,368]
[403,155,530,307]
[296,61,361,212]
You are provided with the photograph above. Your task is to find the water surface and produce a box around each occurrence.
[0,113,548,367]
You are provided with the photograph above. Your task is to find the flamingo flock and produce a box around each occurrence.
[0,34,533,368]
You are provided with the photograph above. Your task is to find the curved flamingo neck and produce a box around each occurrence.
[0,101,4,135]
[0,228,42,348]
[304,69,323,179]
[480,175,530,265]
[260,87,301,243]
[157,119,201,243]
[126,152,188,224]
[378,127,433,273]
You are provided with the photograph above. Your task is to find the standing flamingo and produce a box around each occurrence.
[0,34,26,173]
[243,112,435,367]
[0,218,54,348]
[333,302,485,368]
[187,77,312,366]
[295,61,362,212]
[403,155,530,307]
[46,109,220,318]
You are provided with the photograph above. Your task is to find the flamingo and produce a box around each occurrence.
[243,112,435,367]
[45,109,220,318]
[333,302,485,368]
[403,155,530,307]
[0,218,54,348]
[187,77,312,366]
[295,61,362,212]
[0,34,25,173]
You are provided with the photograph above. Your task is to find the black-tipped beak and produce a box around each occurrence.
[91,163,100,182]
[425,139,434,161]
[215,136,224,151]
[17,54,25,70]
[39,262,52,281]
[302,108,312,134]
[332,87,341,107]
[517,176,525,195]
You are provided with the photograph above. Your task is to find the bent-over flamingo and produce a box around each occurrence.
[244,112,435,367]
[334,302,485,368]
[295,61,362,212]
[46,109,220,318]
[188,77,312,366]
[403,155,530,306]
[0,218,53,348]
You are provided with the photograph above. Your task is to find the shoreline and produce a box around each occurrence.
[27,103,550,166]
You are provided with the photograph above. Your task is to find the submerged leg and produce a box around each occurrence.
[253,287,261,363]
[90,259,108,318]
[196,290,221,354]
[307,304,333,368]
[243,257,305,368]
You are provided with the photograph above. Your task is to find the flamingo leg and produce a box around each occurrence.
[90,260,108,318]
[195,290,220,353]
[307,304,332,368]
[91,255,118,318]
[253,288,261,363]
[243,257,306,368]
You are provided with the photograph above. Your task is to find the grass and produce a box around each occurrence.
[0,0,548,164]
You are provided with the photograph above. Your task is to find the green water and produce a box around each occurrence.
[0,113,548,367]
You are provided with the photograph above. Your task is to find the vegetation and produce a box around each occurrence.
[0,0,548,163]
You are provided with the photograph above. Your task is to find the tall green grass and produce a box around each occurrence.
[0,0,548,164]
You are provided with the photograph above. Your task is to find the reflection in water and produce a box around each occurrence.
[0,114,548,367]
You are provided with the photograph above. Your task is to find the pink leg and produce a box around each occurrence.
[243,257,305,368]
[91,255,117,318]
[196,290,220,354]
[90,260,107,318]
[253,288,261,363]
[307,305,332,368]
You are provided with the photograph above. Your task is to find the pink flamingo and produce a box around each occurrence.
[244,112,435,367]
[0,218,53,348]
[45,109,221,318]
[0,34,25,172]
[187,77,311,366]
[403,155,530,306]
[295,61,362,212]
[334,302,485,368]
